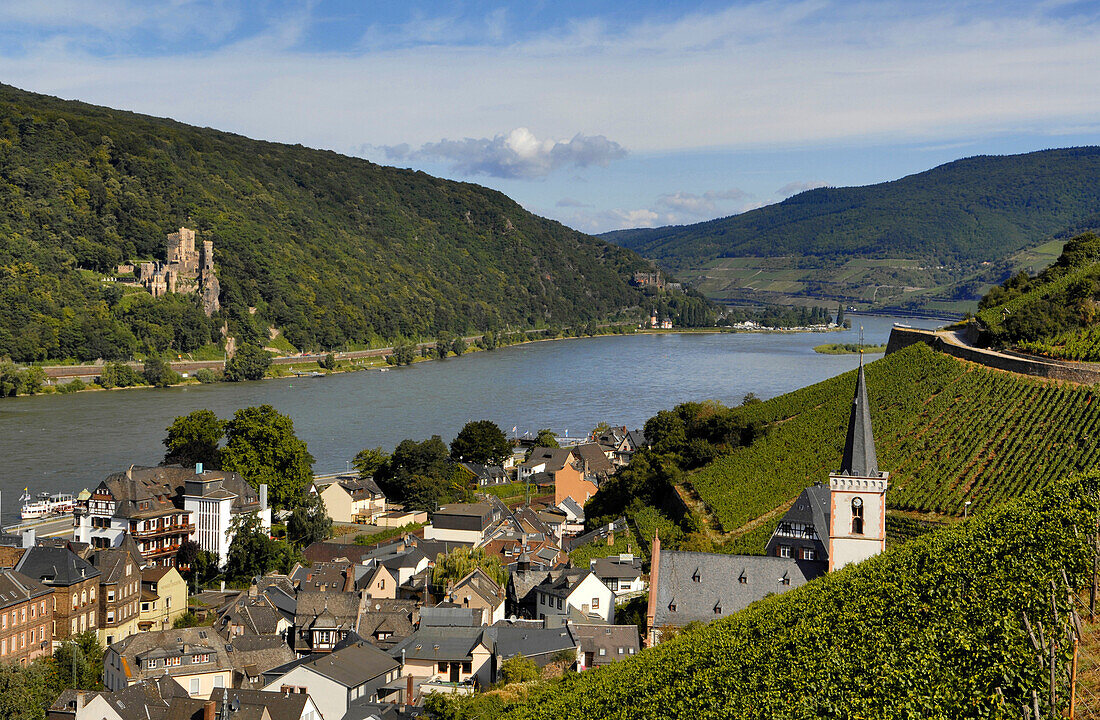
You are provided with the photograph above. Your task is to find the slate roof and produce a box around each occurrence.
[838,362,883,477]
[450,568,505,608]
[557,497,584,521]
[217,591,291,637]
[520,447,574,472]
[571,443,614,476]
[357,598,418,647]
[390,627,487,662]
[51,676,189,720]
[0,568,51,609]
[650,551,826,629]
[764,483,832,560]
[570,623,640,664]
[211,688,311,720]
[16,545,101,587]
[109,627,233,683]
[484,625,577,662]
[294,590,362,642]
[279,640,399,687]
[226,635,296,686]
[564,517,627,552]
[591,555,643,580]
[534,568,596,599]
[290,561,353,591]
[91,548,138,585]
[419,606,483,628]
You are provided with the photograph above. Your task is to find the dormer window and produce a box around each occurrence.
[691,568,701,583]
[851,497,864,535]
[713,601,722,614]
[668,599,677,612]
[738,572,747,585]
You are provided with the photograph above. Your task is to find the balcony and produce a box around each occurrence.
[131,523,194,539]
[142,543,183,560]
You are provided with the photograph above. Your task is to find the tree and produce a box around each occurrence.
[480,331,498,351]
[22,366,46,394]
[533,429,559,448]
[224,344,271,381]
[0,662,52,720]
[220,404,314,508]
[163,409,225,468]
[319,353,337,370]
[287,493,332,548]
[435,333,452,359]
[375,436,468,511]
[836,303,845,327]
[51,631,103,693]
[450,420,510,465]
[451,336,467,356]
[176,540,219,589]
[432,546,508,587]
[498,655,539,684]
[353,446,390,478]
[225,513,280,582]
[173,612,201,628]
[97,361,141,389]
[142,355,178,387]
[388,342,416,366]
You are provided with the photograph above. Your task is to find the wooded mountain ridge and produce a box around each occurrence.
[0,83,712,362]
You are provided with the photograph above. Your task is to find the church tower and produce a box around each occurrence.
[828,356,888,572]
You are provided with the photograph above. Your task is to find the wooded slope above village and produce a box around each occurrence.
[0,83,712,362]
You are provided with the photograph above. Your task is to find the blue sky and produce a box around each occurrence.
[2,0,1100,233]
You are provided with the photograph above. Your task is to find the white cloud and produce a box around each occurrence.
[556,197,591,208]
[373,127,627,179]
[656,189,748,215]
[776,181,828,197]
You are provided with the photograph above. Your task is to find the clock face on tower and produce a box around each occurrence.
[852,497,863,508]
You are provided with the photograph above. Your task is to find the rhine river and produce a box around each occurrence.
[0,314,940,525]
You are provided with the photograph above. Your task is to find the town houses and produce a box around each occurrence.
[15,398,896,720]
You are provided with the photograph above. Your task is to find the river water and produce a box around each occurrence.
[0,315,940,525]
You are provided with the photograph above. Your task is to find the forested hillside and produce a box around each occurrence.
[976,231,1100,358]
[607,148,1100,268]
[433,474,1096,719]
[0,83,713,362]
[603,149,1100,315]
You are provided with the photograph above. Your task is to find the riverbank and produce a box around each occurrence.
[814,343,888,354]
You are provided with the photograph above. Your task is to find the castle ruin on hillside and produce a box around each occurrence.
[129,227,221,316]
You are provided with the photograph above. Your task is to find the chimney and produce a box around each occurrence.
[405,674,414,709]
[644,529,660,648]
[22,528,35,548]
[75,691,85,712]
[203,701,216,720]
[607,531,614,547]
[196,462,204,474]
[259,484,268,511]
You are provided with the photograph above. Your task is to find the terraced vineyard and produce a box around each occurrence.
[689,343,1100,532]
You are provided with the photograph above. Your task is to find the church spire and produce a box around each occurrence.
[839,354,879,476]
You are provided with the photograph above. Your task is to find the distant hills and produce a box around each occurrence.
[604,148,1100,315]
[0,83,712,363]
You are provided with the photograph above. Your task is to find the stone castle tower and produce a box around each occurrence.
[136,227,220,315]
[827,356,888,572]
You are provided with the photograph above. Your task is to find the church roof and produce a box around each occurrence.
[839,360,881,477]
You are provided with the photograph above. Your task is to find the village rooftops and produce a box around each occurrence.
[431,503,495,529]
[570,443,614,476]
[570,623,640,665]
[16,545,101,587]
[109,626,233,683]
[0,567,51,608]
[51,677,188,720]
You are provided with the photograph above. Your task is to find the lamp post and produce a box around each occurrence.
[964,500,972,518]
